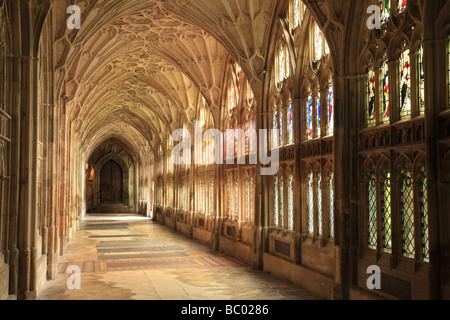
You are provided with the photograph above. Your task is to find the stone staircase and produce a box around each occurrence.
[88,202,134,214]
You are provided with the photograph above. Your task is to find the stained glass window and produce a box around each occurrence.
[274,176,279,227]
[227,174,231,219]
[367,66,376,127]
[294,0,300,28]
[381,170,392,252]
[328,76,334,135]
[249,120,256,154]
[381,60,390,124]
[210,178,214,215]
[306,89,313,140]
[288,174,294,230]
[308,173,314,234]
[229,82,236,113]
[280,175,284,228]
[250,175,254,222]
[273,110,279,148]
[329,173,334,239]
[245,175,250,221]
[234,129,238,157]
[368,172,377,249]
[317,174,322,236]
[286,48,291,80]
[293,0,305,30]
[280,109,284,146]
[380,0,390,24]
[235,173,239,220]
[315,24,323,62]
[399,49,411,119]
[401,168,415,258]
[420,168,429,261]
[226,128,234,159]
[418,44,425,115]
[398,0,406,13]
[280,44,285,82]
[316,89,321,137]
[288,102,294,145]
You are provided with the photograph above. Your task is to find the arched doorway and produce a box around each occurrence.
[100,160,123,203]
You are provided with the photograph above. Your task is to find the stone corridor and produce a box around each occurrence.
[37,214,317,300]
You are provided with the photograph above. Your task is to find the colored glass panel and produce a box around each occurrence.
[367,67,376,126]
[307,90,313,139]
[328,77,334,135]
[399,49,411,119]
[381,61,390,124]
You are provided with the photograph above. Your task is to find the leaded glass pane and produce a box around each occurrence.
[367,67,376,127]
[329,173,334,238]
[227,174,231,219]
[286,48,290,79]
[368,172,377,249]
[245,176,250,221]
[250,175,254,222]
[280,176,284,228]
[249,120,256,154]
[308,173,314,234]
[280,109,284,146]
[382,170,392,252]
[328,76,334,135]
[401,168,415,258]
[420,168,429,261]
[400,49,411,119]
[229,82,236,112]
[398,0,406,13]
[210,178,214,215]
[306,90,313,140]
[235,173,239,220]
[317,174,322,236]
[273,110,278,148]
[381,61,390,124]
[288,174,294,230]
[418,44,425,115]
[288,102,294,144]
[274,176,279,227]
[315,24,323,62]
[294,0,300,28]
[226,128,234,159]
[316,89,321,138]
[380,0,390,24]
[279,45,285,82]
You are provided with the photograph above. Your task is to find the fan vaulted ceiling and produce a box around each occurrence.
[53,0,279,156]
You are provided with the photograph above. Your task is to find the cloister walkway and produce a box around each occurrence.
[37,214,318,300]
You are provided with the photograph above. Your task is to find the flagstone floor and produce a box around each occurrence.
[37,214,318,300]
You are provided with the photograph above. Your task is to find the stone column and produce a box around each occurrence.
[333,73,365,300]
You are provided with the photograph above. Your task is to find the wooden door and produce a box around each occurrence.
[100,160,123,203]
